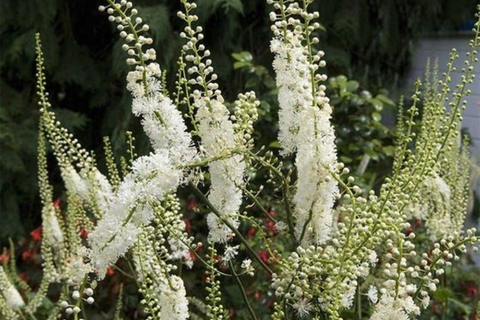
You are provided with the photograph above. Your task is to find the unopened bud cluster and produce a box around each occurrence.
[99,0,154,66]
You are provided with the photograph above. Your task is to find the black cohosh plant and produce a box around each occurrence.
[1,1,479,319]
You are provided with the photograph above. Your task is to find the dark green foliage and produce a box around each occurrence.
[327,75,396,189]
[0,0,475,244]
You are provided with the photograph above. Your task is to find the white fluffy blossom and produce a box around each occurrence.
[0,267,25,311]
[408,173,454,240]
[271,34,338,245]
[88,153,181,278]
[45,205,63,247]
[158,276,189,320]
[293,105,339,245]
[340,281,356,308]
[83,168,114,213]
[222,245,239,265]
[61,247,92,283]
[4,286,25,311]
[133,235,189,320]
[370,291,420,320]
[129,63,196,164]
[370,295,409,320]
[271,37,311,155]
[241,259,254,276]
[292,298,312,318]
[367,286,378,304]
[61,165,89,199]
[169,232,193,269]
[61,165,114,216]
[88,62,195,278]
[196,98,245,243]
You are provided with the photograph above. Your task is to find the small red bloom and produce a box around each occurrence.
[30,226,42,242]
[106,267,115,276]
[22,249,36,261]
[187,198,198,211]
[266,221,276,234]
[267,209,275,217]
[80,228,89,239]
[258,250,270,264]
[248,228,256,237]
[254,291,260,300]
[406,226,413,234]
[0,251,10,264]
[54,199,61,209]
[189,250,196,262]
[184,219,191,233]
[414,219,422,227]
[466,284,478,296]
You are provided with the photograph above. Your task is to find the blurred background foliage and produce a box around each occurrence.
[0,0,477,243]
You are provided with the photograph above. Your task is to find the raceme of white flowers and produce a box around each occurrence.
[270,1,338,245]
[1,0,480,320]
[196,97,246,243]
[0,267,25,311]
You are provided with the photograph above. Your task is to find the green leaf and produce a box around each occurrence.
[346,80,359,92]
[449,297,472,314]
[336,75,348,84]
[340,155,353,163]
[368,98,384,111]
[231,51,252,62]
[382,146,396,156]
[372,112,382,122]
[269,140,281,148]
[233,61,252,71]
[366,149,379,161]
[245,77,258,88]
[263,77,276,89]
[233,61,252,70]
[375,93,395,106]
[433,288,452,303]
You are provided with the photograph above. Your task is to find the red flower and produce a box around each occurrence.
[189,250,196,262]
[414,219,422,227]
[248,228,256,237]
[187,198,198,211]
[184,219,191,233]
[0,251,10,264]
[106,267,115,276]
[22,249,36,261]
[30,226,42,242]
[54,199,61,209]
[266,221,276,234]
[258,250,270,264]
[254,291,260,300]
[406,226,413,234]
[80,228,89,239]
[466,284,478,296]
